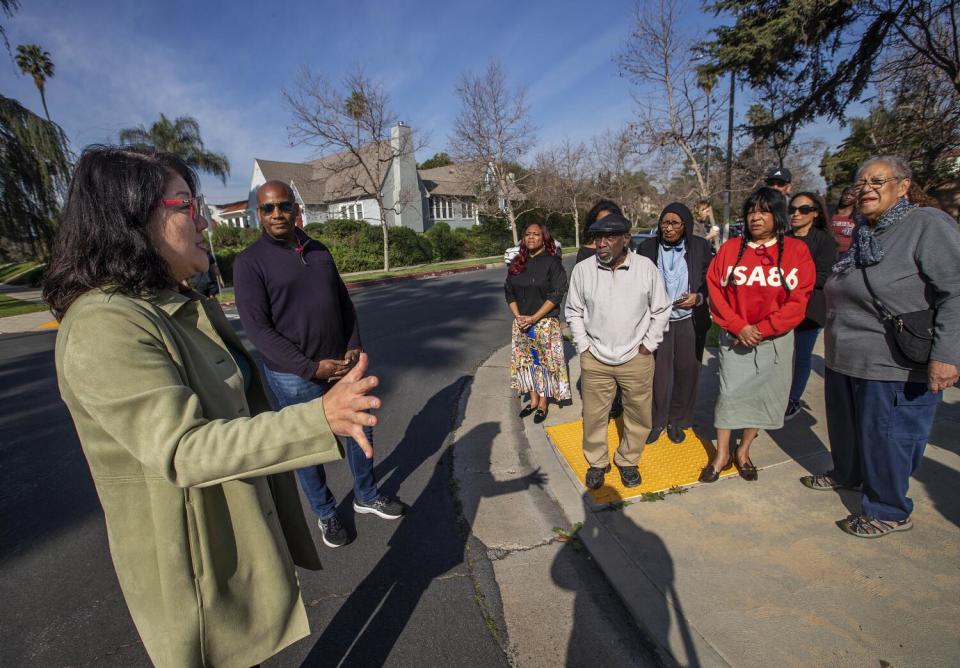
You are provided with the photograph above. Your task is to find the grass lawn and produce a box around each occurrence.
[0,293,50,318]
[705,322,721,348]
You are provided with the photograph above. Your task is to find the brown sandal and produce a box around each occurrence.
[735,458,758,481]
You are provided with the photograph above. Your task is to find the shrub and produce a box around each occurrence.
[324,219,364,241]
[389,226,432,266]
[303,222,325,238]
[214,249,241,284]
[425,222,463,261]
[211,225,258,250]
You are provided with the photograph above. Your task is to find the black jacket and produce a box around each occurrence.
[789,227,837,328]
[637,228,714,360]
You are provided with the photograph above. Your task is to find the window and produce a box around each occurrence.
[460,200,475,219]
[431,196,456,220]
[338,202,364,221]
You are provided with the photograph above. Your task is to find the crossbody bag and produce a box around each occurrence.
[860,267,935,364]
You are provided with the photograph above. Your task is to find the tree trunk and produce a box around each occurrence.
[39,88,50,123]
[377,199,390,272]
[505,202,518,246]
[573,208,580,248]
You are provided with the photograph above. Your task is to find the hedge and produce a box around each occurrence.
[211,216,515,284]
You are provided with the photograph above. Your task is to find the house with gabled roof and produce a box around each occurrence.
[247,124,488,233]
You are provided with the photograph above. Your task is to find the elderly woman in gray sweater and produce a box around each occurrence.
[802,155,960,538]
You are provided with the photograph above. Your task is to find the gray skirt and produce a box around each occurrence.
[714,330,795,430]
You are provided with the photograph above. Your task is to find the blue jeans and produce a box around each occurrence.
[262,365,379,520]
[789,326,821,404]
[824,369,941,520]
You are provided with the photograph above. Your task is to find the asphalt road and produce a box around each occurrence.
[0,264,524,667]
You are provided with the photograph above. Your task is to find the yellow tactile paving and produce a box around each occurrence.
[37,320,59,329]
[545,418,737,504]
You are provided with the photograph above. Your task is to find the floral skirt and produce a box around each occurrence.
[510,316,571,400]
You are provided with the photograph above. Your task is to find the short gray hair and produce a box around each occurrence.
[856,155,913,182]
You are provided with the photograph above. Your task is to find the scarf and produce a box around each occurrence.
[833,197,915,274]
[659,240,690,319]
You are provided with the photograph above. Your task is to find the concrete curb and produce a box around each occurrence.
[484,342,728,668]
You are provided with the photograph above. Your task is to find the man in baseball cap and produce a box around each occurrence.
[764,167,792,194]
[565,212,671,490]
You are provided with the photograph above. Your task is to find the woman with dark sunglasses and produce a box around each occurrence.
[42,145,381,667]
[784,192,837,419]
[701,187,815,482]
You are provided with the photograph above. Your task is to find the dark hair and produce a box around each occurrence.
[835,185,857,209]
[43,145,199,320]
[585,199,623,227]
[789,191,829,230]
[508,222,557,275]
[732,187,792,294]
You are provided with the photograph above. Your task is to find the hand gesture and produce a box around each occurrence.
[322,353,380,458]
[676,293,699,308]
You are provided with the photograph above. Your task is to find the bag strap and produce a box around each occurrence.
[860,266,896,322]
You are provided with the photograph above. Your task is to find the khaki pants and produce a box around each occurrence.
[580,349,654,468]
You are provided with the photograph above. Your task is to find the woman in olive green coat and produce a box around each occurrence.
[43,146,382,667]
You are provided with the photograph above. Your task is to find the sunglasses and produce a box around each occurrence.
[158,197,201,222]
[788,205,817,215]
[259,201,296,215]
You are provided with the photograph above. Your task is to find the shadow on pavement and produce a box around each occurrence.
[301,381,540,666]
[562,486,697,667]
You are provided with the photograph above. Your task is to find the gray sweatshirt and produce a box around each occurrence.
[824,207,960,382]
[565,251,671,365]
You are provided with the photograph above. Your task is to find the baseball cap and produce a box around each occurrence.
[765,167,792,183]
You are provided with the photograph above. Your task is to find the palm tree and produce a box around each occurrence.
[119,113,230,185]
[345,90,367,145]
[15,43,54,122]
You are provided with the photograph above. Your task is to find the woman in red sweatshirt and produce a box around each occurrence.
[701,187,815,482]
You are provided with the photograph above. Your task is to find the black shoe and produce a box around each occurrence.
[646,426,664,444]
[518,404,535,418]
[353,495,405,520]
[667,424,685,444]
[318,514,350,548]
[784,400,802,420]
[533,409,548,424]
[618,465,641,488]
[585,465,611,490]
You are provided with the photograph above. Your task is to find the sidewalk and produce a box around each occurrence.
[467,339,960,667]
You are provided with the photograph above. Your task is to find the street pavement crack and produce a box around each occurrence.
[486,537,562,561]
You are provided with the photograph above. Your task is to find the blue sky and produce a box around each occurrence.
[1,0,850,203]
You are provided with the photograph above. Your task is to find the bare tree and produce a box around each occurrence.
[618,0,721,202]
[285,67,425,271]
[449,62,537,244]
[591,127,658,224]
[534,140,594,247]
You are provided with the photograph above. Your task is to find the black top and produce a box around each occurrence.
[233,229,361,380]
[504,252,568,318]
[637,219,715,360]
[575,246,597,264]
[789,227,837,328]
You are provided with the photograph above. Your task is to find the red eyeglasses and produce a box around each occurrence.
[157,197,201,222]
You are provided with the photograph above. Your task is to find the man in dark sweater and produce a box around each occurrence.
[234,181,404,548]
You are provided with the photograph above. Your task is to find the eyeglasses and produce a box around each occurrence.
[259,201,296,215]
[158,197,201,222]
[660,220,684,228]
[788,205,817,215]
[854,176,901,191]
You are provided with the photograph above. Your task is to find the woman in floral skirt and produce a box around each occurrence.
[505,222,571,423]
